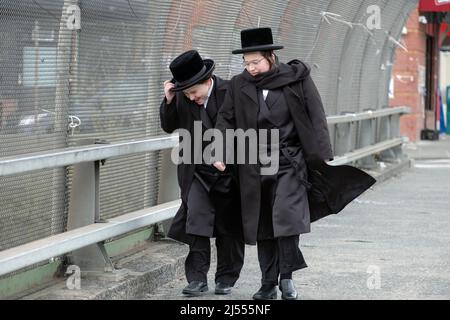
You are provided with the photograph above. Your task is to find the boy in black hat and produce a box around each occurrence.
[160,50,244,296]
[214,27,375,300]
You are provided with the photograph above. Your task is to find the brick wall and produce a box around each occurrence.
[389,7,430,142]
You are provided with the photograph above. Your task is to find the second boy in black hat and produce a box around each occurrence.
[160,50,244,296]
[214,27,375,300]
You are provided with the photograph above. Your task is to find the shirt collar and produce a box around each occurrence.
[204,78,214,108]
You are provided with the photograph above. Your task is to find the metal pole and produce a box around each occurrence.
[356,109,378,169]
[156,149,180,238]
[334,112,355,156]
[390,113,404,159]
[378,112,396,161]
[66,139,115,275]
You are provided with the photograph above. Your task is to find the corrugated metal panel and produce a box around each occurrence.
[305,0,361,116]
[69,0,166,219]
[1,1,68,254]
[360,0,403,111]
[336,0,377,114]
[278,1,328,65]
[378,0,419,110]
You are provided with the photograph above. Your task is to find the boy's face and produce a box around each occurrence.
[182,79,211,106]
[243,52,271,76]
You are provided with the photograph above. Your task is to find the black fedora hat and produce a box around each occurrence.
[169,50,215,92]
[232,27,284,54]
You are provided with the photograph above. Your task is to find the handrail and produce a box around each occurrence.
[329,137,406,166]
[0,200,181,277]
[326,106,410,124]
[0,106,409,176]
[0,134,178,176]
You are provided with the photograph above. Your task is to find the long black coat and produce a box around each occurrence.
[160,76,241,244]
[216,61,375,245]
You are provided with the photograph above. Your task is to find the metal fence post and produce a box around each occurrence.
[334,112,355,156]
[66,139,115,275]
[378,114,396,161]
[156,148,180,239]
[378,108,404,161]
[390,112,404,159]
[356,109,378,169]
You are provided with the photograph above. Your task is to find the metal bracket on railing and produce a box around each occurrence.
[95,139,110,166]
[66,139,117,277]
[378,109,403,161]
[356,109,378,169]
[328,106,410,167]
[334,111,356,156]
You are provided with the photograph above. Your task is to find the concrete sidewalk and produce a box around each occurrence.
[22,135,450,300]
[142,135,450,300]
[403,133,450,160]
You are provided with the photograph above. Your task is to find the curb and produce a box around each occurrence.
[369,158,412,184]
[21,239,188,300]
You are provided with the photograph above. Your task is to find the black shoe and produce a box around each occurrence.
[279,279,298,300]
[252,284,277,300]
[215,282,233,295]
[182,281,208,296]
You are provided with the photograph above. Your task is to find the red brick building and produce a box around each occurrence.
[390,1,450,141]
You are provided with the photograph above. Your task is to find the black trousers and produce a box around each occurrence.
[185,176,245,285]
[256,159,308,286]
[257,235,307,286]
[185,234,244,285]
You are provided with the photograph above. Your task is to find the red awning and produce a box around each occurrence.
[441,22,450,35]
[419,0,450,12]
[440,22,450,47]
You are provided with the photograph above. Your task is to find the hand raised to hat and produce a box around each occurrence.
[163,80,176,104]
[213,161,226,172]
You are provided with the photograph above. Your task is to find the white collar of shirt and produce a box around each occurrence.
[263,89,269,101]
[203,78,214,109]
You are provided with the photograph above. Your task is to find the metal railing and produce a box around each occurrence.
[0,106,410,277]
[328,106,410,166]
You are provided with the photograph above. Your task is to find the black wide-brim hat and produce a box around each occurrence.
[232,27,284,54]
[169,50,215,92]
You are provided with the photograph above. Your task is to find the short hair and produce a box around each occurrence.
[261,51,277,69]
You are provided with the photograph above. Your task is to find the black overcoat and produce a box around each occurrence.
[215,61,375,245]
[160,76,241,244]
